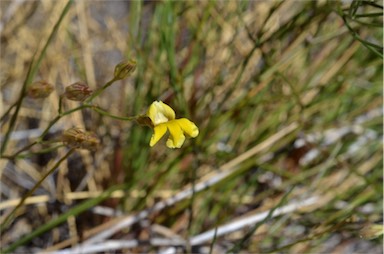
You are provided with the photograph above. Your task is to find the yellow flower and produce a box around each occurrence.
[147,101,199,148]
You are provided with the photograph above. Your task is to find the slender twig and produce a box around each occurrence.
[4,105,87,159]
[0,0,73,156]
[58,95,64,114]
[0,148,76,233]
[3,184,127,254]
[2,103,136,159]
[3,144,65,160]
[84,78,118,104]
[0,102,16,123]
[186,158,197,254]
[341,14,383,58]
[2,141,38,159]
[91,106,137,121]
[354,12,383,18]
[227,187,295,253]
[1,57,35,155]
[208,226,218,254]
[349,18,383,27]
[361,1,383,9]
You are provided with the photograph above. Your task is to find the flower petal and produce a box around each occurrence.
[166,120,185,148]
[150,123,167,147]
[176,118,199,138]
[147,101,176,125]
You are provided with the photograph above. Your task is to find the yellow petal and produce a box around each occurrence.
[147,101,176,125]
[176,118,199,138]
[150,123,167,147]
[166,120,185,148]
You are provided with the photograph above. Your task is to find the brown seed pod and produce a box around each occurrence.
[62,127,99,151]
[27,81,54,99]
[64,82,93,101]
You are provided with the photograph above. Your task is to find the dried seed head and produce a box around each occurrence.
[27,81,54,99]
[64,82,93,101]
[114,59,137,80]
[135,115,154,128]
[62,127,99,151]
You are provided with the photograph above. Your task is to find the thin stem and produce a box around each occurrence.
[361,1,383,9]
[7,141,39,159]
[350,18,383,27]
[40,116,61,140]
[3,105,88,159]
[2,144,65,160]
[354,12,383,18]
[29,1,73,84]
[31,104,88,144]
[277,72,305,109]
[1,58,35,156]
[58,95,64,114]
[209,226,218,254]
[341,14,383,58]
[0,0,73,156]
[0,102,16,123]
[84,78,118,104]
[92,106,137,121]
[2,103,136,159]
[0,148,76,233]
[227,187,295,253]
[3,184,126,254]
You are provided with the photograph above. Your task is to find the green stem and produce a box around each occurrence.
[3,184,126,254]
[277,72,304,109]
[228,187,295,253]
[2,144,65,160]
[92,106,137,121]
[2,103,136,159]
[84,78,118,104]
[35,104,88,142]
[0,102,16,123]
[1,59,34,156]
[3,105,88,159]
[209,227,219,254]
[354,12,383,18]
[0,0,73,156]
[0,148,76,233]
[58,95,64,114]
[341,14,383,58]
[7,141,39,159]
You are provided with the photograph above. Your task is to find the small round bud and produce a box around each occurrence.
[62,127,99,151]
[64,82,93,101]
[114,59,137,80]
[27,81,54,99]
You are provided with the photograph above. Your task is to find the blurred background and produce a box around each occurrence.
[0,0,383,253]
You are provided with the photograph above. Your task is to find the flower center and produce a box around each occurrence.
[153,112,170,125]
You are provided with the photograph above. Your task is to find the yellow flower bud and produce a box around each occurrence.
[62,127,99,151]
[114,59,137,80]
[64,82,93,101]
[27,81,54,99]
